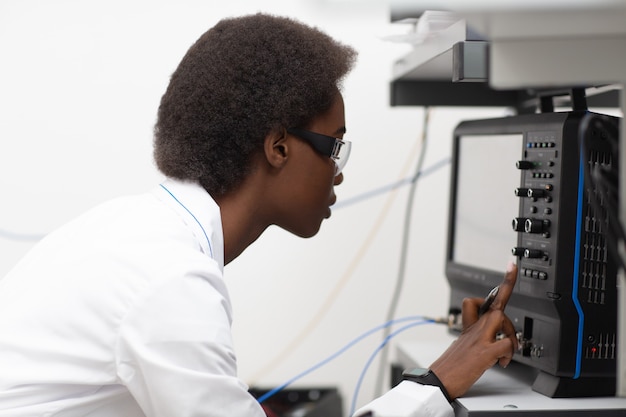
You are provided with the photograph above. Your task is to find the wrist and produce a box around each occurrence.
[401,367,453,403]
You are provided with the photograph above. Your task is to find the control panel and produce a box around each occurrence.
[513,131,558,294]
[507,113,619,398]
[446,110,621,398]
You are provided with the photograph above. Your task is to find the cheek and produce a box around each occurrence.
[278,148,337,233]
[294,180,331,214]
[283,176,334,236]
[297,157,335,200]
[306,171,335,205]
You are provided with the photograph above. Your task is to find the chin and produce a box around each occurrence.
[286,220,324,239]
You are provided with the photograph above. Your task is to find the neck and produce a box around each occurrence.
[219,201,268,265]
[213,178,273,265]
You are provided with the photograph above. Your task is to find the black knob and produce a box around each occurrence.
[527,188,547,198]
[512,247,525,257]
[516,160,534,170]
[524,249,544,259]
[515,187,529,197]
[512,218,527,232]
[525,218,551,234]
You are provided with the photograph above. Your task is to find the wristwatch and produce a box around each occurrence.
[401,367,453,403]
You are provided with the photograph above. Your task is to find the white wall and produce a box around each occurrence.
[0,1,510,415]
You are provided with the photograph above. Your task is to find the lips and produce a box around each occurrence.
[325,196,336,219]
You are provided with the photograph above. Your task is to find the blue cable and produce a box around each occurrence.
[333,157,450,210]
[255,315,432,404]
[0,229,46,241]
[350,319,432,416]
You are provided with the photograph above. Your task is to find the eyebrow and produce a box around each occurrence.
[335,126,347,135]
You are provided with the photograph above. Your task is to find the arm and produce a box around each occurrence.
[353,263,518,417]
[430,262,518,400]
[116,264,266,417]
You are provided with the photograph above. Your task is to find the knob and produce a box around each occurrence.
[525,218,551,234]
[515,188,529,197]
[512,218,527,232]
[527,188,547,198]
[516,160,534,170]
[524,249,544,259]
[512,247,525,257]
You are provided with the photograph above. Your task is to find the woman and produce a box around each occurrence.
[0,13,517,417]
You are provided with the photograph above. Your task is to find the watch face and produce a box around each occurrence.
[402,367,430,377]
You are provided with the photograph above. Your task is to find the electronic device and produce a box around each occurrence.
[445,109,621,397]
[249,387,342,417]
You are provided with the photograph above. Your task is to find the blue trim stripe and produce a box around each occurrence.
[571,155,585,379]
[159,184,213,258]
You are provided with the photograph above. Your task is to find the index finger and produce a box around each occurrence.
[490,262,517,311]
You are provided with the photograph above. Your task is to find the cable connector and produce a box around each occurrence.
[446,308,463,332]
[421,311,462,330]
[423,316,451,326]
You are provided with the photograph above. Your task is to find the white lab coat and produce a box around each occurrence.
[0,179,263,416]
[0,178,453,417]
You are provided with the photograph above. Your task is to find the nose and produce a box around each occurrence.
[334,171,344,186]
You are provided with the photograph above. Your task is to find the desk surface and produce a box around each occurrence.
[395,325,626,416]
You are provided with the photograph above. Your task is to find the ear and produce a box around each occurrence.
[263,127,289,170]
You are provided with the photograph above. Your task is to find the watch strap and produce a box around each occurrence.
[401,368,453,403]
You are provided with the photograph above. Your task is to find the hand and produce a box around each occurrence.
[429,262,518,400]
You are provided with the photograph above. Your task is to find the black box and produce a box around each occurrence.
[249,386,343,417]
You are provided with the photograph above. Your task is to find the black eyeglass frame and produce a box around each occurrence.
[287,127,347,161]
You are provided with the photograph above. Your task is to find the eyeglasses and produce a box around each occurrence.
[287,127,351,176]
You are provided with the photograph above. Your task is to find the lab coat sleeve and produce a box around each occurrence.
[115,262,265,417]
[352,381,454,417]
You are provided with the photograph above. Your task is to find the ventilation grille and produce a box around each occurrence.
[581,148,612,305]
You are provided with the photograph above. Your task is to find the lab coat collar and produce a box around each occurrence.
[152,178,225,271]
